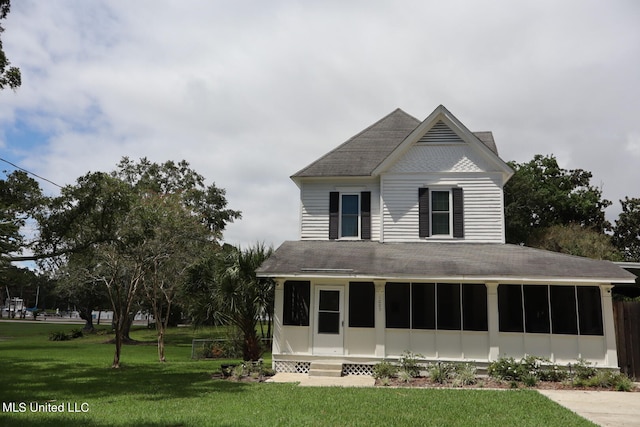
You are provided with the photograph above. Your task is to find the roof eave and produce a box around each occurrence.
[256,271,634,284]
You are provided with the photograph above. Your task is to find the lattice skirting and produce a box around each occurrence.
[274,361,311,374]
[275,361,376,376]
[342,364,374,376]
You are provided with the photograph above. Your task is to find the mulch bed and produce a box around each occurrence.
[376,376,639,391]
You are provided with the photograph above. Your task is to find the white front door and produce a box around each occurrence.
[312,286,344,355]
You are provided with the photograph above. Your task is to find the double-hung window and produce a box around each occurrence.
[419,187,464,238]
[341,194,360,238]
[430,190,451,236]
[329,191,371,240]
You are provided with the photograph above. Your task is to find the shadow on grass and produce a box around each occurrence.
[0,413,222,427]
[0,358,249,404]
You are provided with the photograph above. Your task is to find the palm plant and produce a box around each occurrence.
[185,243,273,361]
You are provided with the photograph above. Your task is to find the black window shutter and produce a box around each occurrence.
[452,187,464,238]
[329,192,339,239]
[418,188,430,237]
[361,191,371,240]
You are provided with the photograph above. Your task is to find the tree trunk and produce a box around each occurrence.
[241,320,262,361]
[122,313,135,341]
[112,316,123,368]
[157,328,166,362]
[78,307,95,332]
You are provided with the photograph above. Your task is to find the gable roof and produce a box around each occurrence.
[292,105,510,180]
[292,108,420,178]
[257,240,637,284]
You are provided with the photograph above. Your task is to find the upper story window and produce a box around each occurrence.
[341,194,360,237]
[329,191,371,240]
[431,190,451,235]
[419,187,464,238]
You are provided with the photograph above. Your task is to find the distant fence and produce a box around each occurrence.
[191,338,272,359]
[613,300,640,379]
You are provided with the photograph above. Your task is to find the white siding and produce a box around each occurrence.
[299,180,381,240]
[388,145,494,174]
[381,173,505,243]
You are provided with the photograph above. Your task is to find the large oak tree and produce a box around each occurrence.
[39,158,240,367]
[504,154,611,246]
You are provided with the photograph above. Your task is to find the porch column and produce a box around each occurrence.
[374,280,386,358]
[272,279,284,358]
[600,284,618,368]
[486,282,499,362]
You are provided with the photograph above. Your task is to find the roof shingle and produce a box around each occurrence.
[257,240,636,283]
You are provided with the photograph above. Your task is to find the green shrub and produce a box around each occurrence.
[572,358,597,381]
[231,364,245,380]
[538,364,569,382]
[373,360,398,380]
[522,373,538,387]
[452,363,477,386]
[399,351,424,378]
[48,331,70,341]
[70,328,84,339]
[614,374,634,392]
[260,366,276,377]
[488,357,523,381]
[397,369,412,383]
[428,362,455,384]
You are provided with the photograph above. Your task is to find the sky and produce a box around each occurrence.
[1,0,640,253]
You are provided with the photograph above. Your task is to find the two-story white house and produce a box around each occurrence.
[256,105,636,376]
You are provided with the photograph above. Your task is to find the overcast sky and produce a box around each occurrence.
[1,0,639,251]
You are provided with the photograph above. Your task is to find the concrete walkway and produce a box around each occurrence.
[268,373,640,426]
[539,389,640,427]
[266,373,375,387]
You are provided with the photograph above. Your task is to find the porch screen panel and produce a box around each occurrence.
[550,286,577,335]
[412,283,435,329]
[385,282,410,328]
[437,283,461,330]
[523,285,550,333]
[577,286,604,335]
[349,282,375,327]
[462,284,488,331]
[283,281,310,326]
[498,285,524,332]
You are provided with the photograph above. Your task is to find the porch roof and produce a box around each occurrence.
[256,241,637,283]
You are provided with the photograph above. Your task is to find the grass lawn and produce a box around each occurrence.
[0,321,595,426]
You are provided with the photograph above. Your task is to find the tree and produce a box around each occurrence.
[184,243,274,361]
[1,170,43,268]
[135,193,211,362]
[505,154,611,245]
[38,158,240,367]
[113,157,240,240]
[55,249,111,331]
[0,0,21,90]
[613,197,640,262]
[527,223,622,261]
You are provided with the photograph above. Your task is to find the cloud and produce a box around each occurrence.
[626,133,640,158]
[1,0,640,249]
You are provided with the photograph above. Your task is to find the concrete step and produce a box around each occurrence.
[309,362,343,377]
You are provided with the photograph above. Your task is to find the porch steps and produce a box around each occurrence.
[309,362,343,377]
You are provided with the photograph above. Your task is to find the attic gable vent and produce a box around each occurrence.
[418,121,464,144]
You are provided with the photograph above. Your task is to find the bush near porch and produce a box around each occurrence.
[373,352,635,391]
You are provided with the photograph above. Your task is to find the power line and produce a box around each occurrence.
[0,157,63,188]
